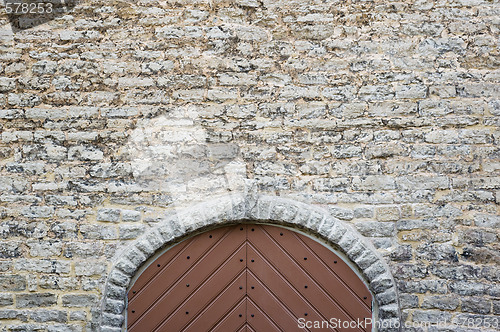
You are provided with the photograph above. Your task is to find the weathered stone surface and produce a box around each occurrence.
[47,324,84,332]
[29,310,67,323]
[376,207,401,222]
[355,221,395,237]
[62,294,99,308]
[119,224,146,239]
[16,294,56,308]
[412,310,452,324]
[0,294,14,307]
[399,294,418,309]
[0,0,497,330]
[39,276,79,291]
[389,245,413,261]
[74,261,108,277]
[0,241,22,258]
[449,281,490,296]
[96,209,121,223]
[26,240,62,257]
[0,310,28,321]
[461,297,491,314]
[393,265,429,280]
[14,259,70,274]
[421,295,460,310]
[69,310,87,321]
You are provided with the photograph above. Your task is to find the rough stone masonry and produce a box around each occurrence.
[0,0,499,331]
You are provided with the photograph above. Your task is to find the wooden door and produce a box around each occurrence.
[127,224,372,331]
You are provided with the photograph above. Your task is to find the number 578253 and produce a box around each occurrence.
[4,2,53,14]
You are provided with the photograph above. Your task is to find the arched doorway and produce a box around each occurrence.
[126,224,373,331]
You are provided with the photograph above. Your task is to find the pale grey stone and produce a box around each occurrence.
[29,310,67,323]
[74,261,108,277]
[0,275,26,291]
[16,294,56,308]
[62,294,98,308]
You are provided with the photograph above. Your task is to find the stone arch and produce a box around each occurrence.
[98,193,401,331]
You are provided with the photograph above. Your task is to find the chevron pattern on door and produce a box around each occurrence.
[127,224,372,331]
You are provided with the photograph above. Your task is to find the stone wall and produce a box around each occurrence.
[0,0,499,331]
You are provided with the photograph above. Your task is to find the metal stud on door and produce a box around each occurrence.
[127,225,372,331]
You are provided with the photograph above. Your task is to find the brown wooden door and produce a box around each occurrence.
[127,224,372,331]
